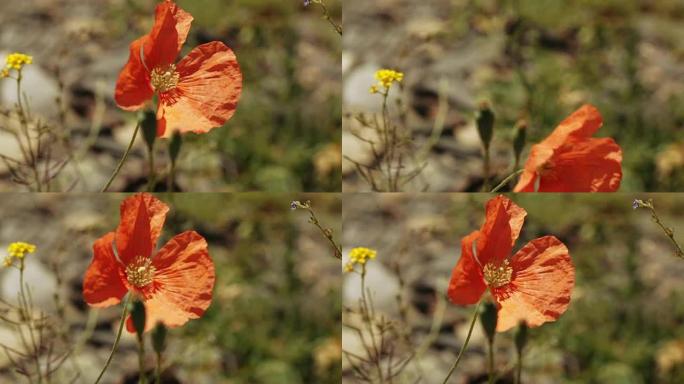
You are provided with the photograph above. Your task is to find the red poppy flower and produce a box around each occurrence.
[114,0,242,138]
[514,104,622,192]
[447,195,574,332]
[83,193,215,333]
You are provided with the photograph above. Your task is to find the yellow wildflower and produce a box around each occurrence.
[5,52,32,71]
[7,242,36,259]
[0,69,9,78]
[374,69,403,89]
[344,247,377,273]
[369,85,379,94]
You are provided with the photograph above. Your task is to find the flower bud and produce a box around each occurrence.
[515,320,528,353]
[169,131,182,165]
[141,110,157,151]
[130,299,147,340]
[513,119,527,165]
[476,101,495,150]
[479,301,498,342]
[152,322,167,354]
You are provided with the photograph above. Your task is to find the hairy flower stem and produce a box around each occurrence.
[313,0,342,35]
[138,337,147,384]
[94,295,131,384]
[491,169,524,192]
[441,301,482,384]
[147,145,156,192]
[359,265,384,382]
[101,122,140,192]
[18,259,43,383]
[155,351,162,384]
[488,339,495,384]
[482,146,491,191]
[514,349,522,384]
[638,199,684,259]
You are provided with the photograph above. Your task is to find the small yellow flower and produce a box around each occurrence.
[0,68,9,78]
[5,52,32,71]
[369,85,379,94]
[374,69,403,89]
[344,247,377,272]
[7,242,36,260]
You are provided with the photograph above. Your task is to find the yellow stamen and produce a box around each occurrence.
[482,260,513,288]
[125,255,156,288]
[150,64,180,93]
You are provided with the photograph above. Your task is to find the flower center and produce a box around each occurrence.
[150,64,179,93]
[125,255,155,288]
[482,260,513,288]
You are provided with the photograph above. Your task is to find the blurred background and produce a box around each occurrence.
[0,193,340,383]
[0,0,341,192]
[343,193,684,383]
[343,0,684,191]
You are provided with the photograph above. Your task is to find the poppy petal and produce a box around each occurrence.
[493,236,574,332]
[513,145,554,192]
[154,0,193,49]
[83,232,127,308]
[538,104,603,150]
[114,36,154,111]
[143,1,191,70]
[534,138,622,192]
[156,41,242,138]
[116,193,170,265]
[447,230,487,305]
[132,231,215,332]
[476,195,527,265]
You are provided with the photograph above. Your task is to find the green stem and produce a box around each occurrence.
[488,339,495,384]
[155,351,162,384]
[166,162,175,192]
[490,169,524,193]
[483,146,491,191]
[441,301,482,384]
[138,336,146,384]
[101,122,140,192]
[94,295,131,384]
[19,259,42,383]
[515,349,522,384]
[147,145,155,192]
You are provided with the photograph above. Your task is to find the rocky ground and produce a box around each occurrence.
[342,0,684,192]
[342,194,684,383]
[0,0,341,192]
[0,193,341,383]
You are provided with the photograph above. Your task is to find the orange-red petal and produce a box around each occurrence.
[476,195,527,266]
[114,1,193,111]
[493,236,574,332]
[516,138,622,192]
[143,1,192,70]
[537,104,603,150]
[83,232,128,308]
[156,41,242,138]
[116,193,170,265]
[114,36,154,111]
[448,230,487,305]
[125,231,215,333]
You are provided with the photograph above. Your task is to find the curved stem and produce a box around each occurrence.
[441,300,482,384]
[155,352,162,384]
[146,145,155,192]
[101,122,140,192]
[514,349,522,384]
[482,147,491,191]
[488,339,495,384]
[490,169,524,193]
[94,294,131,384]
[138,337,146,384]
